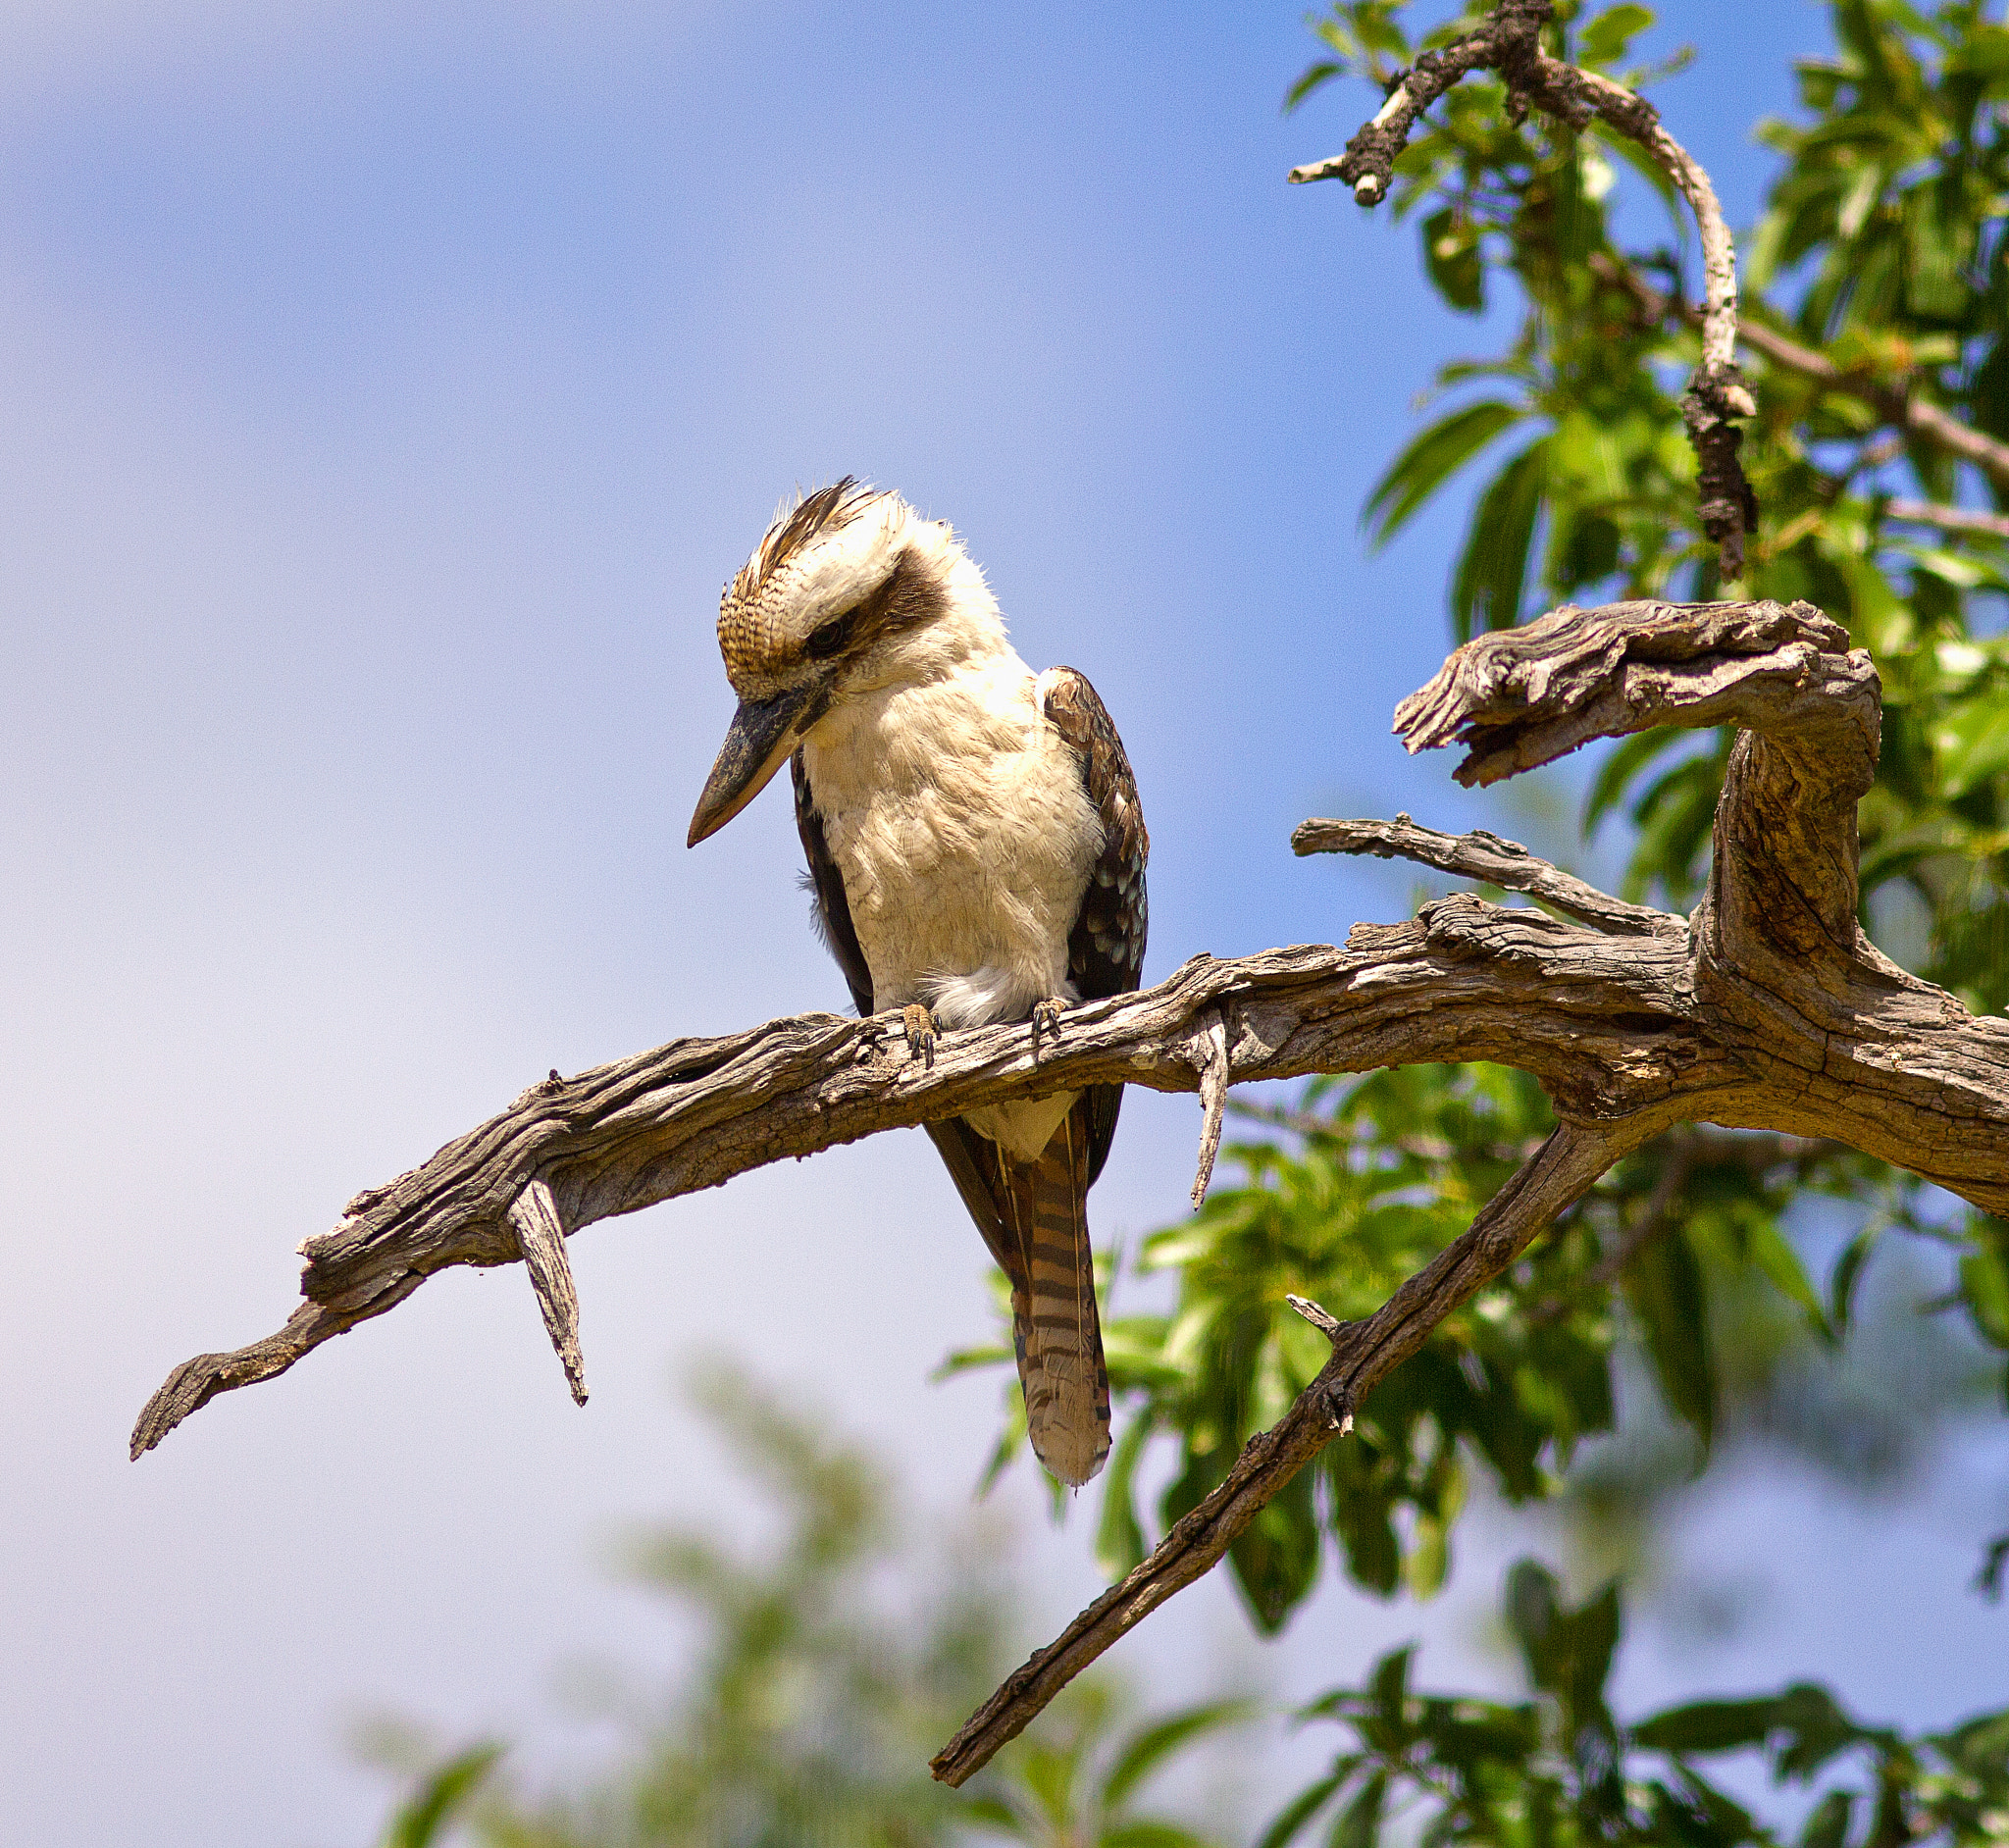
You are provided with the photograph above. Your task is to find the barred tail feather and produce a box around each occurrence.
[998,1104,1110,1486]
[921,1100,1113,1487]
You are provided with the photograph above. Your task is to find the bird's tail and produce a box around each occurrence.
[994,1105,1110,1486]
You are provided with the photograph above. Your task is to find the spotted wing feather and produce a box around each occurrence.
[1042,666,1149,1188]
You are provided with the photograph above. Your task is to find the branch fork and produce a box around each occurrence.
[132,595,2009,1780]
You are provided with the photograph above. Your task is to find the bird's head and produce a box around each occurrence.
[688,480,976,847]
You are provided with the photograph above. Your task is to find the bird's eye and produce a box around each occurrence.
[804,615,850,659]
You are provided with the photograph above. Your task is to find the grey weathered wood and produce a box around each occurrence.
[507,1177,587,1405]
[1186,1012,1232,1208]
[130,590,2009,1782]
[1291,813,1680,938]
[132,595,2008,1468]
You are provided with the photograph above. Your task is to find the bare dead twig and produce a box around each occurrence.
[1292,813,1679,937]
[1884,498,2009,540]
[1287,0,1756,577]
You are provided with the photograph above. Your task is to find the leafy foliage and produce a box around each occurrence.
[1263,1559,2009,1848]
[371,1365,1243,1848]
[1299,0,2009,1025]
[959,1058,1987,1636]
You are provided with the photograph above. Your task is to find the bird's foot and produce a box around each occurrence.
[901,1002,938,1068]
[1030,996,1068,1051]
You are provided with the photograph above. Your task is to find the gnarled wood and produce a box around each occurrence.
[132,591,2007,1782]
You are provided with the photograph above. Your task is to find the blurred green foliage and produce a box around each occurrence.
[1261,1558,2009,1847]
[370,1365,1243,1848]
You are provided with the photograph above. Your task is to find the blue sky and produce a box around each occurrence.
[2,3,2002,1842]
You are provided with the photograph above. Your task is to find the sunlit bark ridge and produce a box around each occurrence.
[129,593,2009,1779]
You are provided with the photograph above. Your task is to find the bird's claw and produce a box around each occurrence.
[1031,997,1067,1049]
[901,1003,938,1068]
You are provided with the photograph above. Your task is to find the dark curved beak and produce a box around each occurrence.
[687,681,823,847]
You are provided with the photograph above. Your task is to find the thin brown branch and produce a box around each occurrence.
[1884,498,2009,540]
[1289,0,1755,576]
[1588,252,2009,495]
[1292,812,1679,937]
[929,1121,1621,1785]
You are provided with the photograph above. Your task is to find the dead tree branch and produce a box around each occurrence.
[1287,0,1757,577]
[924,593,2007,1785]
[134,594,2009,1778]
[929,1120,1618,1785]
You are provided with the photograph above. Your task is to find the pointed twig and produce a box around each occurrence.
[1189,1013,1233,1208]
[507,1177,587,1405]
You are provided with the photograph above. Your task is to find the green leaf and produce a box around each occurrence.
[1421,206,1486,313]
[1504,1559,1565,1685]
[1101,1699,1258,1812]
[1327,1769,1388,1848]
[1102,1824,1223,1848]
[1230,1464,1322,1631]
[1255,1774,1344,1848]
[1624,1225,1718,1450]
[1285,60,1346,112]
[1830,1222,1882,1337]
[1744,1217,1833,1341]
[1960,1246,2009,1350]
[381,1744,504,1848]
[1578,3,1657,66]
[1633,1696,1789,1755]
[1800,1790,1854,1848]
[1450,440,1547,641]
[1364,400,1524,548]
[1585,729,1691,838]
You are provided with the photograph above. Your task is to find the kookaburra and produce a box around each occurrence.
[687,481,1148,1485]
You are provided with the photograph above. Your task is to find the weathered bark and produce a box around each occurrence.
[131,593,2008,1779]
[925,594,2007,1782]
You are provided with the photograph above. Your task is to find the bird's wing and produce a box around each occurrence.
[792,748,875,1017]
[1042,666,1150,1188]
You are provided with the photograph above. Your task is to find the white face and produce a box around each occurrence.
[691,484,956,847]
